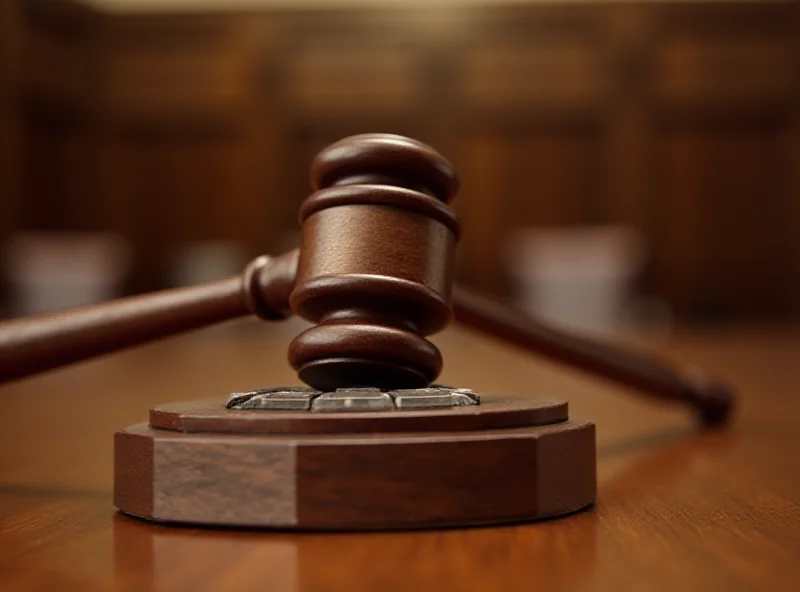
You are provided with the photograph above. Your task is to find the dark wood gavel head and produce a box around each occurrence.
[288,134,461,391]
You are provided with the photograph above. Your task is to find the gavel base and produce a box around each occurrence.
[114,397,596,530]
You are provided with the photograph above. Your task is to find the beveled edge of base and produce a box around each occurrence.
[114,410,596,531]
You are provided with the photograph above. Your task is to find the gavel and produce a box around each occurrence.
[0,133,733,426]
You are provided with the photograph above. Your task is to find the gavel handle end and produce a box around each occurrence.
[452,284,737,426]
[689,378,736,427]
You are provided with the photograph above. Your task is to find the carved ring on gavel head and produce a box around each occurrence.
[288,134,460,391]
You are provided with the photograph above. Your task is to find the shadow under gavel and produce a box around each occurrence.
[0,134,733,426]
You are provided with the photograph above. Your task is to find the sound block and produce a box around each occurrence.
[114,396,596,530]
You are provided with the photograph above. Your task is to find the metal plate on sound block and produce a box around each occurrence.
[149,396,568,435]
[115,396,596,531]
[225,385,481,412]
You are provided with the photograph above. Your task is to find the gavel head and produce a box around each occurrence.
[288,134,461,392]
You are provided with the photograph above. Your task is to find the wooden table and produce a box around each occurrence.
[1,320,799,591]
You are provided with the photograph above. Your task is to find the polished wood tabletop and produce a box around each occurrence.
[1,319,799,591]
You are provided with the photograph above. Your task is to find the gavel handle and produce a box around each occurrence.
[452,285,734,425]
[0,251,298,384]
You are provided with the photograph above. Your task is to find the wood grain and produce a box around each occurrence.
[1,326,799,589]
[115,414,595,530]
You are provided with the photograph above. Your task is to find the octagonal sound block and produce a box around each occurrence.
[114,396,596,530]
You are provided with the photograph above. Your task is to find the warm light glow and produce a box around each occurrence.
[84,0,790,14]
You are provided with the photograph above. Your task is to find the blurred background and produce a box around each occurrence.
[1,0,798,336]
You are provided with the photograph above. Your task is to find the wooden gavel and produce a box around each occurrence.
[0,134,733,425]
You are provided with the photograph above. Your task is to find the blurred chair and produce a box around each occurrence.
[504,225,648,337]
[3,232,132,317]
[167,241,248,288]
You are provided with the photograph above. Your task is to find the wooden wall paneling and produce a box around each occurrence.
[19,105,90,230]
[453,7,609,295]
[794,137,800,320]
[20,0,96,113]
[96,13,278,291]
[97,122,233,291]
[274,11,430,125]
[248,13,308,255]
[653,24,796,112]
[405,9,471,160]
[654,121,794,321]
[265,11,448,248]
[96,130,230,293]
[98,126,259,293]
[0,0,22,315]
[234,15,293,259]
[649,3,798,321]
[452,133,505,290]
[211,124,278,257]
[602,5,655,270]
[100,132,139,270]
[0,0,22,243]
[457,127,604,296]
[102,13,253,125]
[789,4,800,319]
[17,0,100,234]
[10,1,798,320]
[458,7,608,118]
[99,131,173,292]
